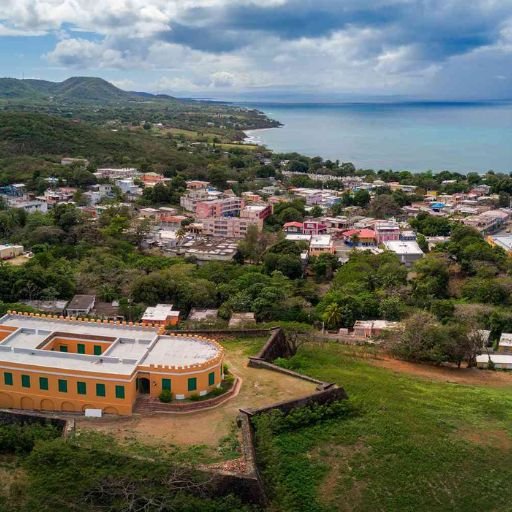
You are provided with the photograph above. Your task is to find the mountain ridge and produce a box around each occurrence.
[0,76,177,103]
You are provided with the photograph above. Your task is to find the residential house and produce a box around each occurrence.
[342,229,376,247]
[374,220,400,244]
[141,304,180,326]
[309,235,335,256]
[383,240,424,267]
[66,295,96,317]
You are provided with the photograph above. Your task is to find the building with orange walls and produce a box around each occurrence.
[0,313,224,416]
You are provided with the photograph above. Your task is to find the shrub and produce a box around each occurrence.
[223,363,230,375]
[208,387,225,397]
[158,390,172,403]
[224,374,235,385]
[0,423,61,455]
[189,393,201,401]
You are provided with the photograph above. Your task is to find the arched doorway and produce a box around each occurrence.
[136,377,150,394]
[20,396,34,410]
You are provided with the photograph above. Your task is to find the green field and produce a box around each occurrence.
[256,343,512,512]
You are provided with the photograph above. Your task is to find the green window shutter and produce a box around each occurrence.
[77,343,85,354]
[39,377,49,390]
[59,345,68,352]
[208,372,215,386]
[115,385,125,399]
[77,382,86,395]
[96,383,106,397]
[162,378,171,391]
[188,378,197,391]
[94,345,102,355]
[4,372,13,386]
[21,375,30,388]
[58,379,67,393]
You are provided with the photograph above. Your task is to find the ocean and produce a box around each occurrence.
[242,101,512,173]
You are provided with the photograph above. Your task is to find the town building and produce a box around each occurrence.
[171,238,239,262]
[303,219,327,236]
[141,304,180,326]
[487,235,512,255]
[240,204,272,222]
[374,220,401,244]
[188,309,219,323]
[497,333,512,354]
[462,209,511,235]
[341,229,377,247]
[283,221,304,234]
[229,312,256,327]
[383,240,424,267]
[0,245,24,260]
[66,295,96,317]
[94,168,140,180]
[195,196,244,219]
[352,320,402,338]
[309,235,335,256]
[0,312,224,415]
[140,172,169,188]
[202,216,261,238]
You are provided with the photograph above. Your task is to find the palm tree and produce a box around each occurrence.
[323,302,343,329]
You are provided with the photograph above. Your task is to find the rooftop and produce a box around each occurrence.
[141,304,179,322]
[0,313,221,376]
[383,240,424,256]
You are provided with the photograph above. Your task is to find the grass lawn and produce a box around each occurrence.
[258,343,512,512]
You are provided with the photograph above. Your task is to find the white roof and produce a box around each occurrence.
[310,235,332,248]
[141,304,178,322]
[383,240,424,256]
[286,234,312,242]
[0,314,219,376]
[499,333,512,347]
[476,354,512,364]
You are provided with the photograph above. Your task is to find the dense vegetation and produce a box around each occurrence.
[255,343,512,512]
[0,430,253,511]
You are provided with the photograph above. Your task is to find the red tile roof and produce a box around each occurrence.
[283,221,304,228]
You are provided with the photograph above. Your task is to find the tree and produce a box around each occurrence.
[353,189,371,207]
[369,194,401,219]
[323,302,343,329]
[309,205,323,218]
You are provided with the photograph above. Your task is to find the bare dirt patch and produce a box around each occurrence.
[457,427,511,451]
[369,357,512,388]
[76,343,316,450]
[315,441,369,511]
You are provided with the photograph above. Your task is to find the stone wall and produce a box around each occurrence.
[0,409,70,435]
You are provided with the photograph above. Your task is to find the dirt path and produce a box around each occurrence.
[370,356,512,387]
[76,345,316,448]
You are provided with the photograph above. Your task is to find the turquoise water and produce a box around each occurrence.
[242,102,512,173]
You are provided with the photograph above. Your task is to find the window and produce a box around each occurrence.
[4,372,13,386]
[93,345,102,356]
[162,378,171,391]
[208,372,215,386]
[58,379,67,393]
[77,343,85,354]
[187,378,197,392]
[77,382,86,395]
[96,383,105,397]
[115,385,125,399]
[59,345,68,352]
[21,375,30,388]
[39,377,48,390]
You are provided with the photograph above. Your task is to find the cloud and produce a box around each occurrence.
[2,0,512,98]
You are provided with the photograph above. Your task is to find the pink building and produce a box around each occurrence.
[303,219,327,235]
[283,221,304,234]
[374,221,400,244]
[195,197,244,219]
[202,216,262,238]
[240,204,272,221]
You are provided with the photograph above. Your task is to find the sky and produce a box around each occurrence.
[1,0,512,101]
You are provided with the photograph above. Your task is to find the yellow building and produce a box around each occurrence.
[0,312,224,416]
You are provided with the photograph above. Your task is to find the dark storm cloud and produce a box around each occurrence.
[163,0,507,62]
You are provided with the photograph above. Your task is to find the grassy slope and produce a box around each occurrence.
[264,343,512,512]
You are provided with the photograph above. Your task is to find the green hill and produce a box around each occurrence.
[0,111,208,184]
[0,76,168,103]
